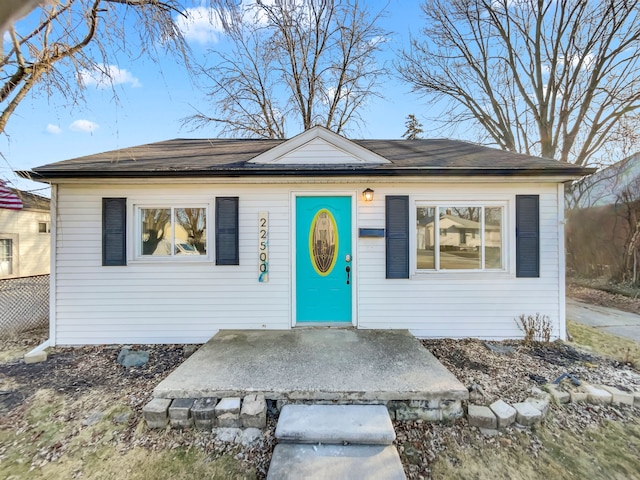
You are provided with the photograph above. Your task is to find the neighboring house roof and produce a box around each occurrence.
[20,126,592,180]
[440,214,481,230]
[575,151,640,207]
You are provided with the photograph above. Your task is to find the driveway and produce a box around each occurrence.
[567,298,640,342]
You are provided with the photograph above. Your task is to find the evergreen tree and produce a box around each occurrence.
[402,114,424,140]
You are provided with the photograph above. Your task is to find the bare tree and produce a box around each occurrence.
[0,0,193,136]
[397,0,640,167]
[186,0,389,138]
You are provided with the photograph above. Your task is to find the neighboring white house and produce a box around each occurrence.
[20,127,591,345]
[0,182,50,279]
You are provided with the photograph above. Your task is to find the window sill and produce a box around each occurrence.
[410,270,511,280]
[130,256,213,264]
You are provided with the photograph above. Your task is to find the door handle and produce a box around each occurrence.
[346,265,351,285]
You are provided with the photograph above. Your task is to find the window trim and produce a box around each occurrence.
[38,221,51,234]
[131,203,212,262]
[412,200,508,274]
[0,234,19,279]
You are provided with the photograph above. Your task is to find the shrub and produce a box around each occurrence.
[516,313,552,344]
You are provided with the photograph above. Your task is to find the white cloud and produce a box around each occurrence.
[45,124,61,134]
[69,119,99,133]
[80,65,141,89]
[175,6,226,45]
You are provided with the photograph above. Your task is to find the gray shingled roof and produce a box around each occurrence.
[22,137,592,179]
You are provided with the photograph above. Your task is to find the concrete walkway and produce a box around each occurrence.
[567,298,640,342]
[154,329,468,402]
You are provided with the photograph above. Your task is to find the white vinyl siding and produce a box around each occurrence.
[357,183,562,340]
[52,180,564,344]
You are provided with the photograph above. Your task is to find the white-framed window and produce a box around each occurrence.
[134,205,210,260]
[0,235,18,278]
[416,203,505,271]
[38,221,50,234]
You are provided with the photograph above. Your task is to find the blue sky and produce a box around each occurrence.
[1,1,430,195]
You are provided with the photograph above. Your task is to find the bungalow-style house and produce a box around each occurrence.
[0,181,50,279]
[20,127,590,345]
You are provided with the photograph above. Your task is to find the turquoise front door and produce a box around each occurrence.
[296,196,352,323]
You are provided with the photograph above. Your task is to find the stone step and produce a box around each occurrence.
[275,404,395,445]
[266,443,406,480]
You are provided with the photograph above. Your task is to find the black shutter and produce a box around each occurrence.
[102,198,126,266]
[386,195,409,279]
[516,195,539,278]
[216,197,239,265]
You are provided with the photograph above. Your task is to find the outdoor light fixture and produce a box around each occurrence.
[362,188,374,202]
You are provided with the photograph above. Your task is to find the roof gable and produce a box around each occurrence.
[248,126,389,165]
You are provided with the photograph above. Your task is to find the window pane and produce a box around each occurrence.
[416,207,435,269]
[175,208,207,255]
[0,239,12,275]
[439,207,481,270]
[141,208,172,256]
[485,207,503,269]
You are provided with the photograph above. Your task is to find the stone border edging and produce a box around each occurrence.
[468,384,640,435]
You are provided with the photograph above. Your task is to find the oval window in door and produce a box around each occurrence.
[309,209,338,276]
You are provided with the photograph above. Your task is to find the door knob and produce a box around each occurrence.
[346,265,351,285]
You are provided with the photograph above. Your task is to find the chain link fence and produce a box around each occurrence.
[0,275,49,335]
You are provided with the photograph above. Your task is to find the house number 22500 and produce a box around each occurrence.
[258,211,269,283]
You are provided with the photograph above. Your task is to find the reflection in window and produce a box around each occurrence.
[485,207,502,269]
[416,207,435,269]
[0,239,13,276]
[439,207,480,270]
[140,207,207,257]
[416,205,503,271]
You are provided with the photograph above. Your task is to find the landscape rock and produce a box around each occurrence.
[83,411,105,426]
[215,397,241,427]
[241,394,267,428]
[484,342,515,355]
[583,385,613,405]
[489,399,517,429]
[634,391,640,407]
[545,384,570,404]
[117,347,149,368]
[513,402,543,426]
[214,427,242,443]
[142,398,172,428]
[395,406,441,422]
[441,399,464,420]
[169,398,195,428]
[191,397,217,429]
[570,389,588,403]
[525,397,550,416]
[183,345,199,357]
[467,405,497,429]
[530,387,551,401]
[113,412,131,424]
[600,386,635,406]
[239,427,263,446]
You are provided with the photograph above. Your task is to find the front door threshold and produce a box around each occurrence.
[294,322,355,329]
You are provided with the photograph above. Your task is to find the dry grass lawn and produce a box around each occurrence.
[568,319,640,368]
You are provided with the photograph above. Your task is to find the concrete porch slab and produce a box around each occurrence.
[153,329,468,402]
